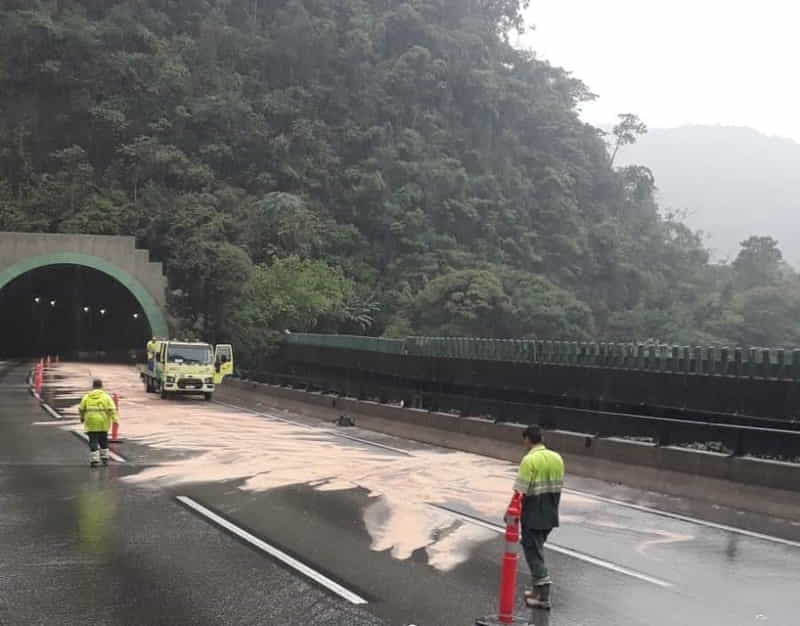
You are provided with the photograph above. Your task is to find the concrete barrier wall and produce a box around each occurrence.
[219,379,800,521]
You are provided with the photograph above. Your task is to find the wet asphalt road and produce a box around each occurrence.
[0,365,382,626]
[2,362,800,625]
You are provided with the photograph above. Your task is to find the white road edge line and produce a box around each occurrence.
[426,503,674,589]
[213,400,413,456]
[330,432,413,456]
[41,403,62,421]
[175,495,368,605]
[563,488,800,549]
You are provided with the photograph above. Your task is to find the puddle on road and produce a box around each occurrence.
[44,362,693,572]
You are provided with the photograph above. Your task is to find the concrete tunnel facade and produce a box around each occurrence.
[0,232,169,338]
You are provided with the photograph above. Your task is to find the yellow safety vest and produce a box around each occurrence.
[78,390,117,432]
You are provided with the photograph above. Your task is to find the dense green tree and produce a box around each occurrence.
[502,272,595,339]
[609,113,648,167]
[229,256,359,365]
[411,269,512,337]
[0,0,798,355]
[732,236,784,290]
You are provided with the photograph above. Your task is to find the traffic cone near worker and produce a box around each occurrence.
[78,379,118,467]
[512,425,565,611]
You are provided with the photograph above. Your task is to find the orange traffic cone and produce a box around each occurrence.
[475,493,526,625]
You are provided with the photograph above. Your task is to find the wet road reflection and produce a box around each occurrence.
[77,470,119,557]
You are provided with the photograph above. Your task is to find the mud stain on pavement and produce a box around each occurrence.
[46,363,693,573]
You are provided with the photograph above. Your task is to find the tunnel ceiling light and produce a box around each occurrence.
[83,306,90,313]
[100,308,107,315]
[49,300,56,307]
[133,313,139,319]
[34,297,41,303]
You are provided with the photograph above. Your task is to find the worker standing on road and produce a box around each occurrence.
[511,425,565,610]
[78,379,118,467]
[146,337,159,371]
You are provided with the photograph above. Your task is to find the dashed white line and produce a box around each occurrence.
[563,488,800,549]
[426,502,674,588]
[176,496,368,605]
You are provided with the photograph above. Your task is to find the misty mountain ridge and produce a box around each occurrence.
[616,125,800,266]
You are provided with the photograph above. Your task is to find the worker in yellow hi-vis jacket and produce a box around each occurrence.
[78,379,118,467]
[146,337,160,371]
[512,424,565,611]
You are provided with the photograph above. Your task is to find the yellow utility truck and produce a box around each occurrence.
[141,340,233,401]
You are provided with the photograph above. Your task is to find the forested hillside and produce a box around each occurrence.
[1,1,799,358]
[617,125,800,266]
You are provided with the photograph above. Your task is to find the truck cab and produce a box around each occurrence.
[144,341,234,401]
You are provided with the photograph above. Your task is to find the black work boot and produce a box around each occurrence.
[525,584,551,610]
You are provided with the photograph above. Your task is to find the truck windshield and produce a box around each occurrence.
[167,345,213,365]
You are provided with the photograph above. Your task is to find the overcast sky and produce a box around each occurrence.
[520,0,800,141]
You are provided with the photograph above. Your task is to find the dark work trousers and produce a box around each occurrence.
[521,528,552,585]
[87,431,109,451]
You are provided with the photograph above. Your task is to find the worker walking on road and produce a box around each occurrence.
[512,425,565,610]
[78,379,118,467]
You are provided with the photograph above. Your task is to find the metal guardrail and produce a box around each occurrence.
[238,369,800,462]
[284,334,800,380]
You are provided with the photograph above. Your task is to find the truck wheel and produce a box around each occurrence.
[203,392,213,402]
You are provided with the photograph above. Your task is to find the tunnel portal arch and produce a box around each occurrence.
[0,233,169,338]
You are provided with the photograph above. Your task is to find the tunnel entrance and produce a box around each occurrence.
[0,264,151,359]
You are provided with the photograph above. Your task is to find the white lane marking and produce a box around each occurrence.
[331,432,413,456]
[176,496,368,605]
[69,430,127,463]
[426,503,674,588]
[546,544,673,588]
[563,488,800,549]
[41,403,62,421]
[213,400,412,456]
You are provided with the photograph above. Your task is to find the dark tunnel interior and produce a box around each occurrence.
[0,264,151,359]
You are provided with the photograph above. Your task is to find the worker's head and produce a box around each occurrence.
[522,425,543,449]
[92,379,103,390]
